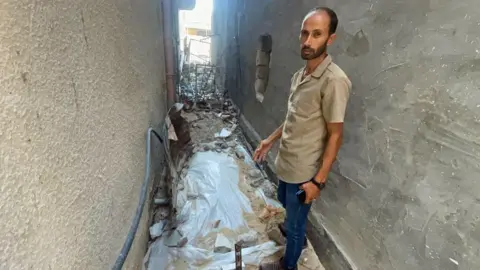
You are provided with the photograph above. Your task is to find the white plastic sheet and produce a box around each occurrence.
[144,151,280,270]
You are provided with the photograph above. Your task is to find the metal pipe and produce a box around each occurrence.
[163,0,176,107]
[112,128,165,270]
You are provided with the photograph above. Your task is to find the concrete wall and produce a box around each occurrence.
[214,0,480,269]
[0,0,167,269]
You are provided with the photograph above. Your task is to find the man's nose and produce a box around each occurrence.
[304,35,313,46]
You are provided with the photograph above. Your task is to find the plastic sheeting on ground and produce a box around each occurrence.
[144,151,281,270]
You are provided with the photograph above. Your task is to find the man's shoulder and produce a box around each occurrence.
[325,62,351,86]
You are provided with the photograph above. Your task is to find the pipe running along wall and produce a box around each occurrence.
[112,128,165,270]
[163,0,176,106]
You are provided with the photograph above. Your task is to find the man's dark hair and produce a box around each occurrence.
[309,7,338,35]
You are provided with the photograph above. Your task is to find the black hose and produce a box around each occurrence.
[112,127,164,270]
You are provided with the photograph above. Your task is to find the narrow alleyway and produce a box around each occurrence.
[143,101,325,269]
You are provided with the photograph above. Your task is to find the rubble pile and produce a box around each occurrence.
[144,100,324,270]
[179,63,223,103]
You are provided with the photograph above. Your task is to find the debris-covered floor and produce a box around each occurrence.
[143,101,325,270]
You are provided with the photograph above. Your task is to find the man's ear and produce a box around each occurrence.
[327,33,337,46]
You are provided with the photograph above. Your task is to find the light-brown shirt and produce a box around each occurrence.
[274,55,351,184]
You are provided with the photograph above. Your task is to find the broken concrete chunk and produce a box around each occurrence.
[149,221,167,239]
[261,181,276,198]
[153,206,170,223]
[214,233,234,253]
[215,128,232,138]
[248,169,262,178]
[215,141,228,149]
[227,141,236,148]
[267,227,285,246]
[250,178,264,188]
[235,149,245,159]
[237,231,258,248]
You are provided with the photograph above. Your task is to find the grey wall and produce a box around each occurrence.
[0,0,167,268]
[213,0,480,269]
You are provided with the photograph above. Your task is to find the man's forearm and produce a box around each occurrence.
[266,123,284,143]
[315,133,342,183]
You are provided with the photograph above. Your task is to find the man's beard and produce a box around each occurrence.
[301,42,327,60]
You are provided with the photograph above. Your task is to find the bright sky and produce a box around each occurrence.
[181,0,213,29]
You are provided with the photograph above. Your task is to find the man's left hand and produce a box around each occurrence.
[301,180,322,204]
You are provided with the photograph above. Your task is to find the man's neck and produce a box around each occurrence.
[305,54,327,75]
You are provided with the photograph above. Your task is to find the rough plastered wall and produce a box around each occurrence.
[214,0,480,269]
[0,0,167,269]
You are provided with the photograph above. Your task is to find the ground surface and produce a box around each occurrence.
[180,106,325,270]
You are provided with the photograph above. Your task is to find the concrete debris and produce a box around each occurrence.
[261,181,276,198]
[215,141,229,149]
[149,221,167,239]
[250,177,265,188]
[181,112,199,122]
[153,206,170,223]
[203,144,212,151]
[267,227,285,246]
[227,140,237,148]
[248,169,262,178]
[237,230,258,248]
[215,128,232,138]
[235,149,245,160]
[259,205,283,222]
[214,233,234,253]
[145,95,325,269]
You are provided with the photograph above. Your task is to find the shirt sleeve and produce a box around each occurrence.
[321,78,351,123]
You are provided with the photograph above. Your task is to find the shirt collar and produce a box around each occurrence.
[310,55,332,79]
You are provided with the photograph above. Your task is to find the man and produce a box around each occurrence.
[253,7,351,270]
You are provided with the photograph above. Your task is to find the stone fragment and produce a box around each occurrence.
[153,206,170,223]
[227,140,236,148]
[248,169,262,178]
[261,181,276,198]
[149,221,167,239]
[235,148,245,159]
[237,230,258,248]
[215,141,228,149]
[250,177,264,188]
[267,227,285,246]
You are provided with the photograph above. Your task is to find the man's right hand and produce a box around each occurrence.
[253,139,273,162]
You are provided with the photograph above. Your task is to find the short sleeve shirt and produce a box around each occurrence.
[274,55,351,184]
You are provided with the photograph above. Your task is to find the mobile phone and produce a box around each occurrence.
[296,189,306,204]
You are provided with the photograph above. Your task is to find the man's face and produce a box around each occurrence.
[300,11,336,60]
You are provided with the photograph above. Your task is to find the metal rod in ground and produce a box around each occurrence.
[235,242,242,270]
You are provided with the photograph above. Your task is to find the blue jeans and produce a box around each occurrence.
[277,180,312,269]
